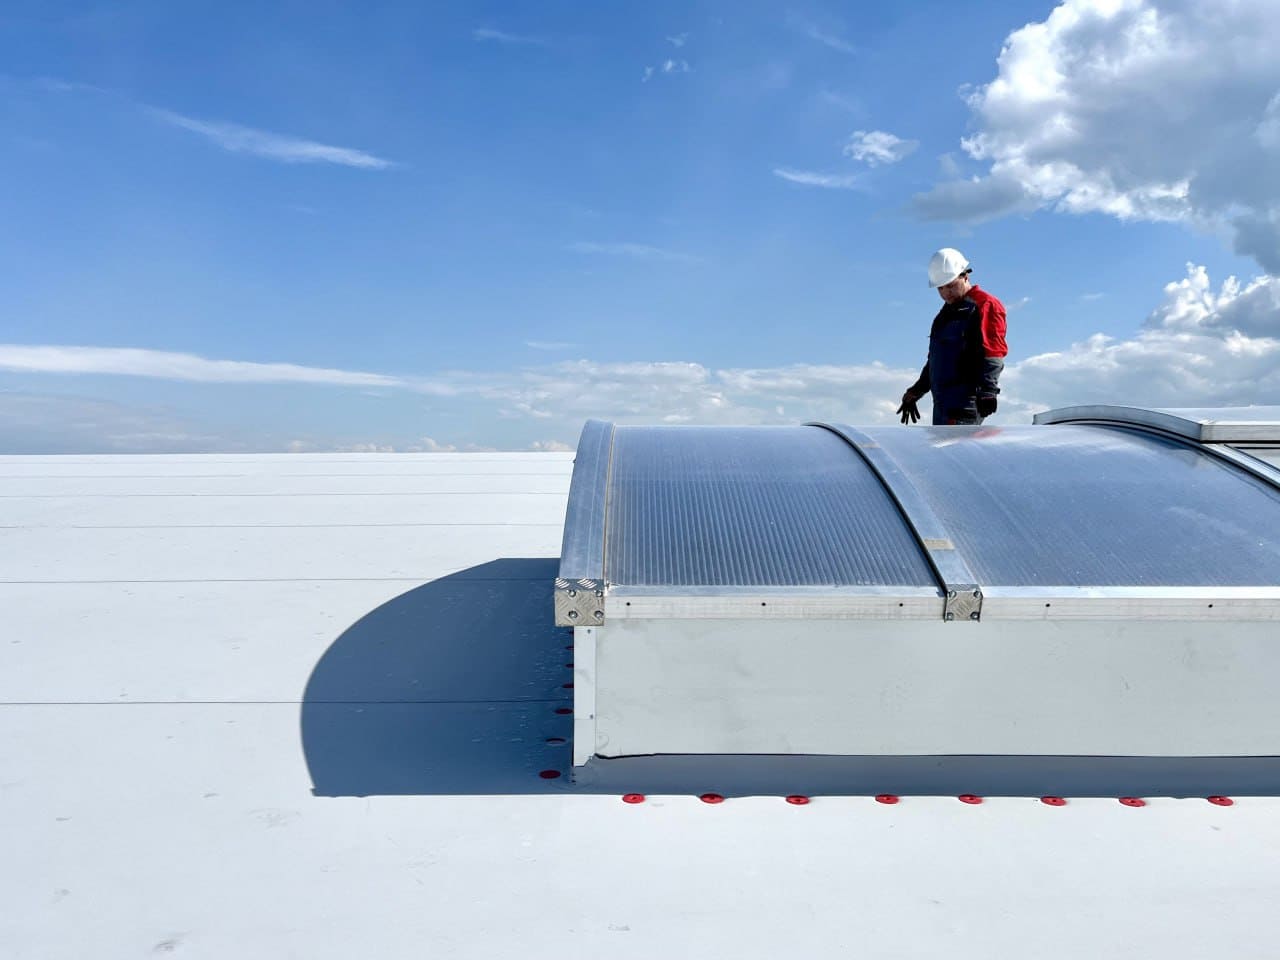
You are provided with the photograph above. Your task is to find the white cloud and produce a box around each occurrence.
[286,436,488,454]
[913,0,1280,272]
[1003,264,1280,415]
[643,58,691,81]
[844,130,918,166]
[773,168,861,190]
[498,359,914,427]
[666,33,688,48]
[155,110,393,169]
[0,344,410,388]
[529,439,574,452]
[0,390,249,454]
[818,89,862,114]
[787,15,857,55]
[567,241,699,263]
[472,27,546,46]
[9,264,1278,453]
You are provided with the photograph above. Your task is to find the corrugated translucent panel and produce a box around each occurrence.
[864,425,1280,587]
[1234,446,1280,470]
[604,426,935,587]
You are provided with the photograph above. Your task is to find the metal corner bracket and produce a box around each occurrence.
[555,578,606,627]
[944,585,983,622]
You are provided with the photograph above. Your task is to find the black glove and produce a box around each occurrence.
[897,392,921,424]
[976,394,998,418]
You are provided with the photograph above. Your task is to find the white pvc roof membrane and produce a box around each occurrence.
[5,452,1280,959]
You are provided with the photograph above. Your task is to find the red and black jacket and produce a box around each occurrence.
[908,285,1007,410]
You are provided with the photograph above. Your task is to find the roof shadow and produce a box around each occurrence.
[301,557,1280,798]
[302,558,579,796]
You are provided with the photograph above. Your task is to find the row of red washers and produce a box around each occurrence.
[615,793,1238,806]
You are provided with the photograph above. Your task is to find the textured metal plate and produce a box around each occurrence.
[944,585,983,622]
[554,577,605,627]
[603,426,936,587]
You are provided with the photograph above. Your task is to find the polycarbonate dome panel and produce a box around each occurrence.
[861,424,1280,587]
[604,426,936,587]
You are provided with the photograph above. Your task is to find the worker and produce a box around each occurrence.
[896,248,1008,425]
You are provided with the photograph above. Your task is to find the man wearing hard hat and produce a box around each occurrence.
[896,248,1008,425]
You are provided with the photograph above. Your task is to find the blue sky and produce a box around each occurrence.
[2,0,1278,452]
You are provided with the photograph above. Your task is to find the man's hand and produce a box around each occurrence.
[976,394,998,418]
[897,391,921,424]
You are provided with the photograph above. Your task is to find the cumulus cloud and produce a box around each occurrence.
[772,168,861,190]
[9,262,1279,452]
[154,110,393,169]
[1003,264,1280,415]
[844,130,918,166]
[913,0,1280,271]
[499,359,914,427]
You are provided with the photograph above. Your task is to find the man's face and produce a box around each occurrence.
[937,273,972,303]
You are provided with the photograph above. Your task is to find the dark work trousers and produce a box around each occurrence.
[932,402,984,426]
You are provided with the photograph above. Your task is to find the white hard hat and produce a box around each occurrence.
[927,248,970,287]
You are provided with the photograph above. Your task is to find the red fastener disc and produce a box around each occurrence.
[700,793,725,804]
[539,770,561,780]
[1040,796,1067,806]
[1119,797,1146,807]
[554,707,572,715]
[622,794,645,804]
[1208,796,1235,806]
[785,795,810,805]
[562,683,574,689]
[958,794,983,804]
[875,794,899,804]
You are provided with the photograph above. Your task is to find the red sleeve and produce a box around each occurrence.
[977,295,1007,358]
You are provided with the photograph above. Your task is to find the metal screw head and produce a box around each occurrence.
[593,610,603,620]
[594,589,604,598]
[567,589,577,599]
[567,610,579,620]
[946,590,957,599]
[972,589,982,599]
[969,611,980,621]
[944,612,955,621]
